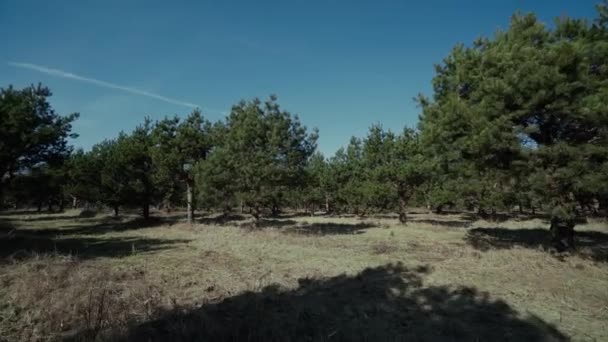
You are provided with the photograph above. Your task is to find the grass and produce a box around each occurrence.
[0,209,607,341]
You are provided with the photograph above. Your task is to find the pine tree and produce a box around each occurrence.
[418,7,608,248]
[199,96,317,223]
[0,84,78,203]
[151,110,213,222]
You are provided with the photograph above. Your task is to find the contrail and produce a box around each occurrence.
[8,62,200,109]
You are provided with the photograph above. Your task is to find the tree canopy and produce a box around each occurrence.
[0,84,78,194]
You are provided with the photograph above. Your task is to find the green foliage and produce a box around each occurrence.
[298,151,328,214]
[418,7,608,219]
[0,84,78,199]
[195,96,318,219]
[151,110,213,210]
[6,164,66,211]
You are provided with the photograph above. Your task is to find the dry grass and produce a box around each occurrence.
[0,209,607,341]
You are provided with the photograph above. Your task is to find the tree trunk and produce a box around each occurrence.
[518,202,523,214]
[271,204,279,217]
[72,195,78,209]
[59,198,65,212]
[325,195,330,214]
[47,201,53,212]
[143,202,150,220]
[599,198,608,217]
[398,189,408,224]
[113,205,119,217]
[550,217,575,251]
[186,181,193,225]
[37,201,43,213]
[252,206,261,226]
[359,206,368,218]
[309,203,315,217]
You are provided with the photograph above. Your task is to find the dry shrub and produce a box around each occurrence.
[1,255,169,341]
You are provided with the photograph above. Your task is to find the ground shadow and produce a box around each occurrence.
[1,215,187,238]
[250,219,299,229]
[0,233,189,262]
[82,263,568,342]
[410,219,472,228]
[466,227,608,262]
[71,216,185,235]
[8,214,84,222]
[0,217,189,262]
[284,222,374,235]
[198,213,248,226]
[278,212,329,219]
[243,219,376,235]
[0,209,51,216]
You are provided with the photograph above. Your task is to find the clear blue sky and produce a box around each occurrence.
[0,0,600,156]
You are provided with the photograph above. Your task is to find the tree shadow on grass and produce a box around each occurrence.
[66,216,184,235]
[9,214,84,222]
[277,211,329,219]
[0,233,189,262]
[2,215,187,238]
[198,213,248,226]
[250,219,299,229]
[0,218,189,262]
[0,209,48,216]
[465,227,608,262]
[245,219,376,235]
[88,263,567,342]
[284,222,375,235]
[410,219,473,228]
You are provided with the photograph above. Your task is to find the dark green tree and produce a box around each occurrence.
[151,110,213,222]
[360,125,428,223]
[300,151,328,215]
[418,6,608,248]
[200,96,317,223]
[0,84,78,203]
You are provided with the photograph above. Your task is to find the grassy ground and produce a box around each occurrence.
[0,209,607,341]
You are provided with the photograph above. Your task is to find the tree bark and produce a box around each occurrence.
[308,203,315,217]
[325,195,330,214]
[398,188,408,224]
[186,181,193,225]
[599,198,608,217]
[143,202,150,220]
[113,205,119,217]
[476,206,487,218]
[518,202,523,214]
[252,206,261,226]
[271,204,279,217]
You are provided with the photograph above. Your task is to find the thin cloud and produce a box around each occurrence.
[8,62,200,109]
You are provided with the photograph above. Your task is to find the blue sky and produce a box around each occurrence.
[0,0,600,156]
